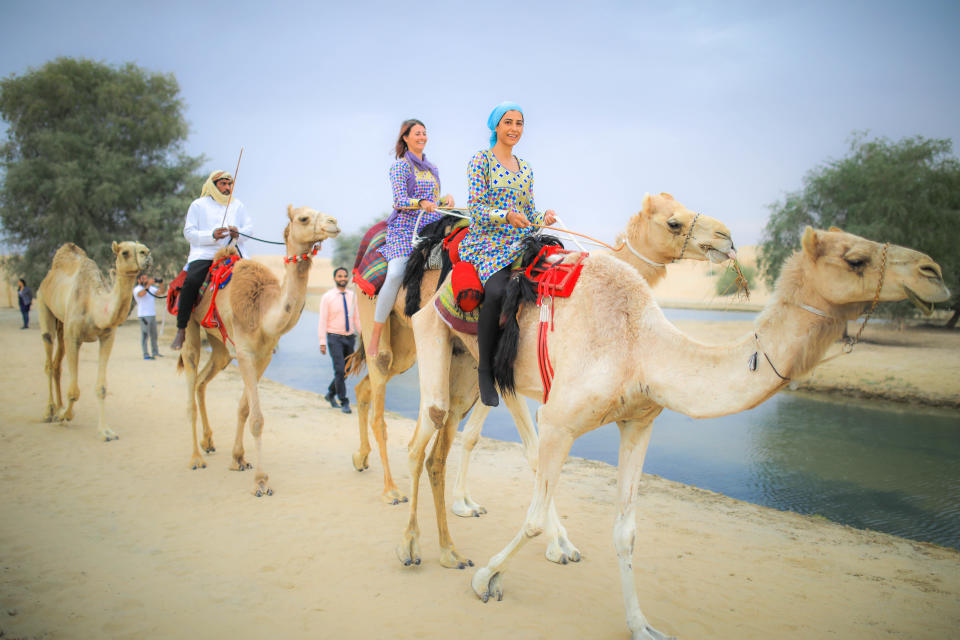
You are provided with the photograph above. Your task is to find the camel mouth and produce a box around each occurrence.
[704,247,734,264]
[903,286,935,316]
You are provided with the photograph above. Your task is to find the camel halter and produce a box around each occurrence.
[622,237,666,268]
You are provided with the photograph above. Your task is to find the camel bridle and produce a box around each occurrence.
[752,241,891,379]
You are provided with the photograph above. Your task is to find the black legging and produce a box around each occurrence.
[477,266,512,373]
[176,259,213,329]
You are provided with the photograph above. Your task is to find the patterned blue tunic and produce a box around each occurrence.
[381,159,442,261]
[458,149,548,283]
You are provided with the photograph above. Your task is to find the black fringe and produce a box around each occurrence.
[492,234,565,394]
[402,215,461,316]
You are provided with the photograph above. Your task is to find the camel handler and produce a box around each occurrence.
[170,170,252,350]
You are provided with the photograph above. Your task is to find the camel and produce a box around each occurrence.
[178,205,340,496]
[450,193,736,521]
[36,241,152,441]
[402,227,949,639]
[350,193,733,511]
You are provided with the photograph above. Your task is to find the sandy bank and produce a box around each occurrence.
[1,310,958,639]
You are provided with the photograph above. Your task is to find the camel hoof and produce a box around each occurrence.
[204,446,215,454]
[352,451,369,472]
[472,567,503,602]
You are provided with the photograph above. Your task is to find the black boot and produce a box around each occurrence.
[478,368,499,407]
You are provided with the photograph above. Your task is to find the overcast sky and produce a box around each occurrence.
[2,0,958,257]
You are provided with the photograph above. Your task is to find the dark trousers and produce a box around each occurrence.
[176,259,213,329]
[327,333,355,403]
[477,266,512,372]
[19,306,29,328]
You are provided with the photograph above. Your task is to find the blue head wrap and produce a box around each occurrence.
[487,101,524,148]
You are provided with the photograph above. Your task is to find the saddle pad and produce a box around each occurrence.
[434,278,479,335]
[352,221,388,297]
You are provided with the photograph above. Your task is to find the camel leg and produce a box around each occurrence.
[614,415,674,640]
[196,337,231,454]
[57,334,81,423]
[429,351,477,569]
[181,322,207,470]
[52,324,65,411]
[451,403,490,517]
[231,389,253,471]
[369,372,406,504]
[234,351,271,496]
[352,375,372,471]
[472,413,575,602]
[94,330,119,441]
[397,306,453,567]
[38,301,60,421]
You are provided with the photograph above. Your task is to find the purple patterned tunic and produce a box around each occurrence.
[458,150,547,283]
[381,159,442,261]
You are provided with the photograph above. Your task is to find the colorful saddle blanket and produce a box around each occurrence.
[200,254,241,345]
[434,278,480,335]
[166,255,239,317]
[352,221,388,297]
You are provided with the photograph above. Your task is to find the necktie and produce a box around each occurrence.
[341,292,350,333]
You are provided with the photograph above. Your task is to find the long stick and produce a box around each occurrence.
[219,147,244,229]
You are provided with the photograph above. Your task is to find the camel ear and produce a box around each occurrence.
[112,241,120,255]
[801,226,821,258]
[659,192,674,201]
[828,226,844,233]
[287,204,294,220]
[641,193,653,216]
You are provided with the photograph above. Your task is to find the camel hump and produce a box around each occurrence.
[49,242,90,272]
[213,246,240,263]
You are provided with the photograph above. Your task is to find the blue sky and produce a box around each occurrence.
[2,0,958,256]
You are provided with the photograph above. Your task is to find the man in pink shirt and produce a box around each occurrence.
[319,267,361,413]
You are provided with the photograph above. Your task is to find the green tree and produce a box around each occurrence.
[759,133,960,327]
[0,57,204,285]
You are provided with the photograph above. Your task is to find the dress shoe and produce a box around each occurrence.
[340,401,352,414]
[324,391,339,408]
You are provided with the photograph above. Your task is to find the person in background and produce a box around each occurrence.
[17,278,32,329]
[133,273,166,360]
[318,267,361,414]
[458,101,556,407]
[367,118,455,365]
[170,169,252,350]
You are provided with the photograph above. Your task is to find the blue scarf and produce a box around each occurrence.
[487,101,524,148]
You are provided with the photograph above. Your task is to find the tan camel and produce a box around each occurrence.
[178,205,340,496]
[402,228,949,639]
[350,194,733,513]
[36,241,152,441]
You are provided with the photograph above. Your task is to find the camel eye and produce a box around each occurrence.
[845,256,867,270]
[122,251,130,257]
[299,216,309,223]
[667,219,682,232]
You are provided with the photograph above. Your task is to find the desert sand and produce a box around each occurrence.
[1,298,959,640]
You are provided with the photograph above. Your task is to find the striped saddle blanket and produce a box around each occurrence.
[352,221,388,297]
[433,278,479,335]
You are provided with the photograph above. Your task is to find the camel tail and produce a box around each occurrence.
[346,335,366,377]
[492,276,528,395]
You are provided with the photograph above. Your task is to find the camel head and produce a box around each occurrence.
[622,192,735,265]
[795,227,950,317]
[111,241,151,277]
[284,205,341,253]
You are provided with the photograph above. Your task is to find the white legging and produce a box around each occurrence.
[374,257,407,323]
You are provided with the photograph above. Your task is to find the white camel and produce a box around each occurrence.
[450,193,736,521]
[403,227,949,639]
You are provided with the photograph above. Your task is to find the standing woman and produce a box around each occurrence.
[17,278,33,329]
[458,102,556,407]
[368,119,455,359]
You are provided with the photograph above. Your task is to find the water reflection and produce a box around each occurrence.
[266,310,960,549]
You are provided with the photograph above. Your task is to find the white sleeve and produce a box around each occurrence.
[183,200,218,247]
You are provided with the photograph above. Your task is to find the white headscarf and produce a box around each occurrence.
[200,170,234,206]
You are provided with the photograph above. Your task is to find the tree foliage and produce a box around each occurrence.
[0,57,204,285]
[759,133,960,325]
